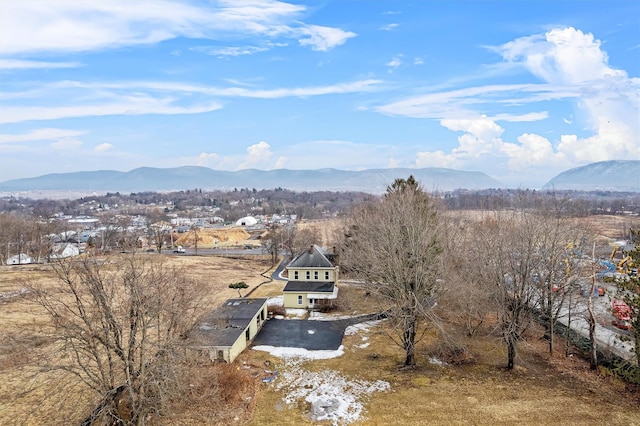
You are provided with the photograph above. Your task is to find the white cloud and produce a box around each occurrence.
[1,1,354,55]
[94,143,113,152]
[194,152,222,168]
[192,45,271,57]
[240,141,273,169]
[415,150,459,169]
[0,59,81,70]
[378,26,640,185]
[0,97,222,124]
[296,25,357,51]
[496,27,626,85]
[2,79,383,121]
[386,55,402,69]
[274,156,288,168]
[51,138,83,150]
[0,128,86,144]
[376,83,554,119]
[380,23,398,31]
[413,57,424,65]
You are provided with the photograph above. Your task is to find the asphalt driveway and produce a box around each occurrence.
[251,313,385,351]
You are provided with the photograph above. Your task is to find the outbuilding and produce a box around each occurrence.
[6,254,33,265]
[235,216,258,227]
[190,298,268,363]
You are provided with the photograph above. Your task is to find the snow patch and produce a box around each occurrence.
[252,345,345,360]
[344,320,384,336]
[428,357,445,366]
[267,295,283,306]
[285,308,307,318]
[273,361,390,425]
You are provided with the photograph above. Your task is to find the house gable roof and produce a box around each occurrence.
[192,298,267,347]
[283,281,335,293]
[287,244,334,269]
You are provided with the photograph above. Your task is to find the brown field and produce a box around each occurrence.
[0,253,277,425]
[173,226,255,248]
[1,213,639,425]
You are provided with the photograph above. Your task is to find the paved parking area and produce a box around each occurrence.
[251,314,384,350]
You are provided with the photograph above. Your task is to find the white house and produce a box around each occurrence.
[6,254,33,265]
[283,245,339,309]
[50,243,80,259]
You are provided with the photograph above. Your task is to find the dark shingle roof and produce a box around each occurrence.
[192,298,267,347]
[287,244,334,268]
[283,281,335,293]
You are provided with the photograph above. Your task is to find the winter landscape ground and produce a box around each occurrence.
[1,216,639,425]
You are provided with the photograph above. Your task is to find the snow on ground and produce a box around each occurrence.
[253,317,390,425]
[267,295,283,306]
[285,308,307,318]
[253,345,345,360]
[308,311,362,321]
[344,320,385,336]
[275,362,390,425]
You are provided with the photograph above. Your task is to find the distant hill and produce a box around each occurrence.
[0,166,503,194]
[542,160,640,192]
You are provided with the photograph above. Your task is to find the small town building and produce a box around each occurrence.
[235,216,258,227]
[191,298,268,363]
[50,243,80,259]
[6,254,32,265]
[283,245,339,309]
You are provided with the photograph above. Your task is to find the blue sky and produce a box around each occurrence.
[1,0,638,188]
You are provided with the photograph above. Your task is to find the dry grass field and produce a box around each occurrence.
[1,212,639,425]
[0,253,276,425]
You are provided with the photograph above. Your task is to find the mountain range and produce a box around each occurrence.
[542,160,639,192]
[0,160,637,195]
[0,167,502,194]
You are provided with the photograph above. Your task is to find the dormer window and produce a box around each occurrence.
[306,271,310,280]
[314,271,319,280]
[294,271,299,280]
[325,271,330,280]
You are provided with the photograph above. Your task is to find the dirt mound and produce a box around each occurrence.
[173,227,251,248]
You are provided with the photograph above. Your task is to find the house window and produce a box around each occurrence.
[306,271,310,280]
[325,271,330,280]
[294,271,299,280]
[314,271,319,280]
[217,350,224,360]
[297,295,303,305]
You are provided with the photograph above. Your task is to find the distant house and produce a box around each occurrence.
[190,298,268,363]
[6,254,33,265]
[50,243,80,259]
[283,245,339,309]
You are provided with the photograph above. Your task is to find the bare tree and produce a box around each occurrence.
[29,253,205,424]
[616,228,640,365]
[293,226,321,257]
[442,214,495,337]
[146,208,170,253]
[530,198,590,355]
[262,224,281,265]
[472,211,538,370]
[340,176,443,367]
